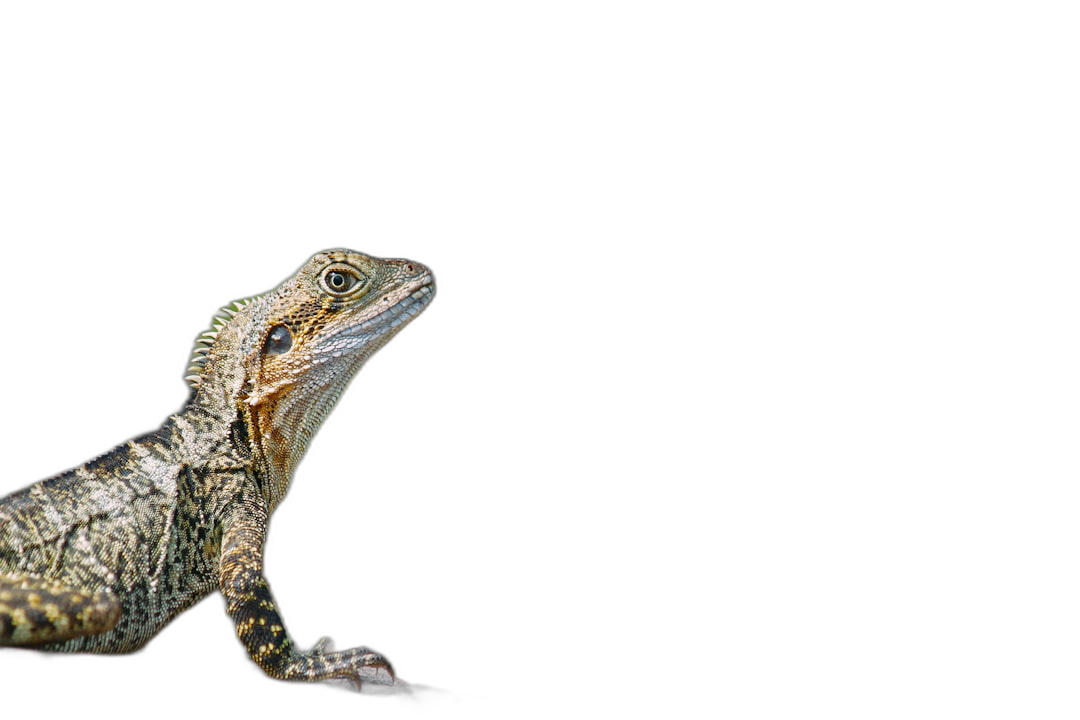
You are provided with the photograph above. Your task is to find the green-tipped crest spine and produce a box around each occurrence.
[185,296,260,388]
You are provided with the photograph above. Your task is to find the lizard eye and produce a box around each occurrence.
[326,271,351,291]
[320,265,368,297]
[264,325,293,355]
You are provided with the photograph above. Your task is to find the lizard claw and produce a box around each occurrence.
[358,649,395,682]
[348,648,395,688]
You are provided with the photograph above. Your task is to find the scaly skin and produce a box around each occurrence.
[0,249,435,686]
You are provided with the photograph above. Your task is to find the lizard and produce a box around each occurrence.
[0,248,435,687]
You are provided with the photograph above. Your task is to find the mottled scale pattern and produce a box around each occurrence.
[0,425,214,652]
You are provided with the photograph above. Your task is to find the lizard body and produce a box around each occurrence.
[0,249,435,685]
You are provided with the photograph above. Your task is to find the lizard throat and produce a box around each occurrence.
[245,275,434,498]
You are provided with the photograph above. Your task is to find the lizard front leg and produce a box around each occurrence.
[218,495,394,686]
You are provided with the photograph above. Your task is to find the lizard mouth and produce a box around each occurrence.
[319,275,435,354]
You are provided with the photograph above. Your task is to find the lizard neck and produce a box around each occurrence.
[241,353,374,513]
[243,398,292,513]
[177,382,290,513]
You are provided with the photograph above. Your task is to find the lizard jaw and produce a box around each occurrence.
[312,273,436,361]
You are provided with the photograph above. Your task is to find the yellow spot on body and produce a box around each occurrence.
[10,609,33,643]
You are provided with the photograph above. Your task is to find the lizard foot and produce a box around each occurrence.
[356,651,395,677]
[332,648,395,689]
[315,651,403,695]
[346,661,396,690]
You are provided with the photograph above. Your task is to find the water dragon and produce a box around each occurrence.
[0,248,435,687]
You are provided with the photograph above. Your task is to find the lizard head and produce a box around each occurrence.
[187,249,435,491]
